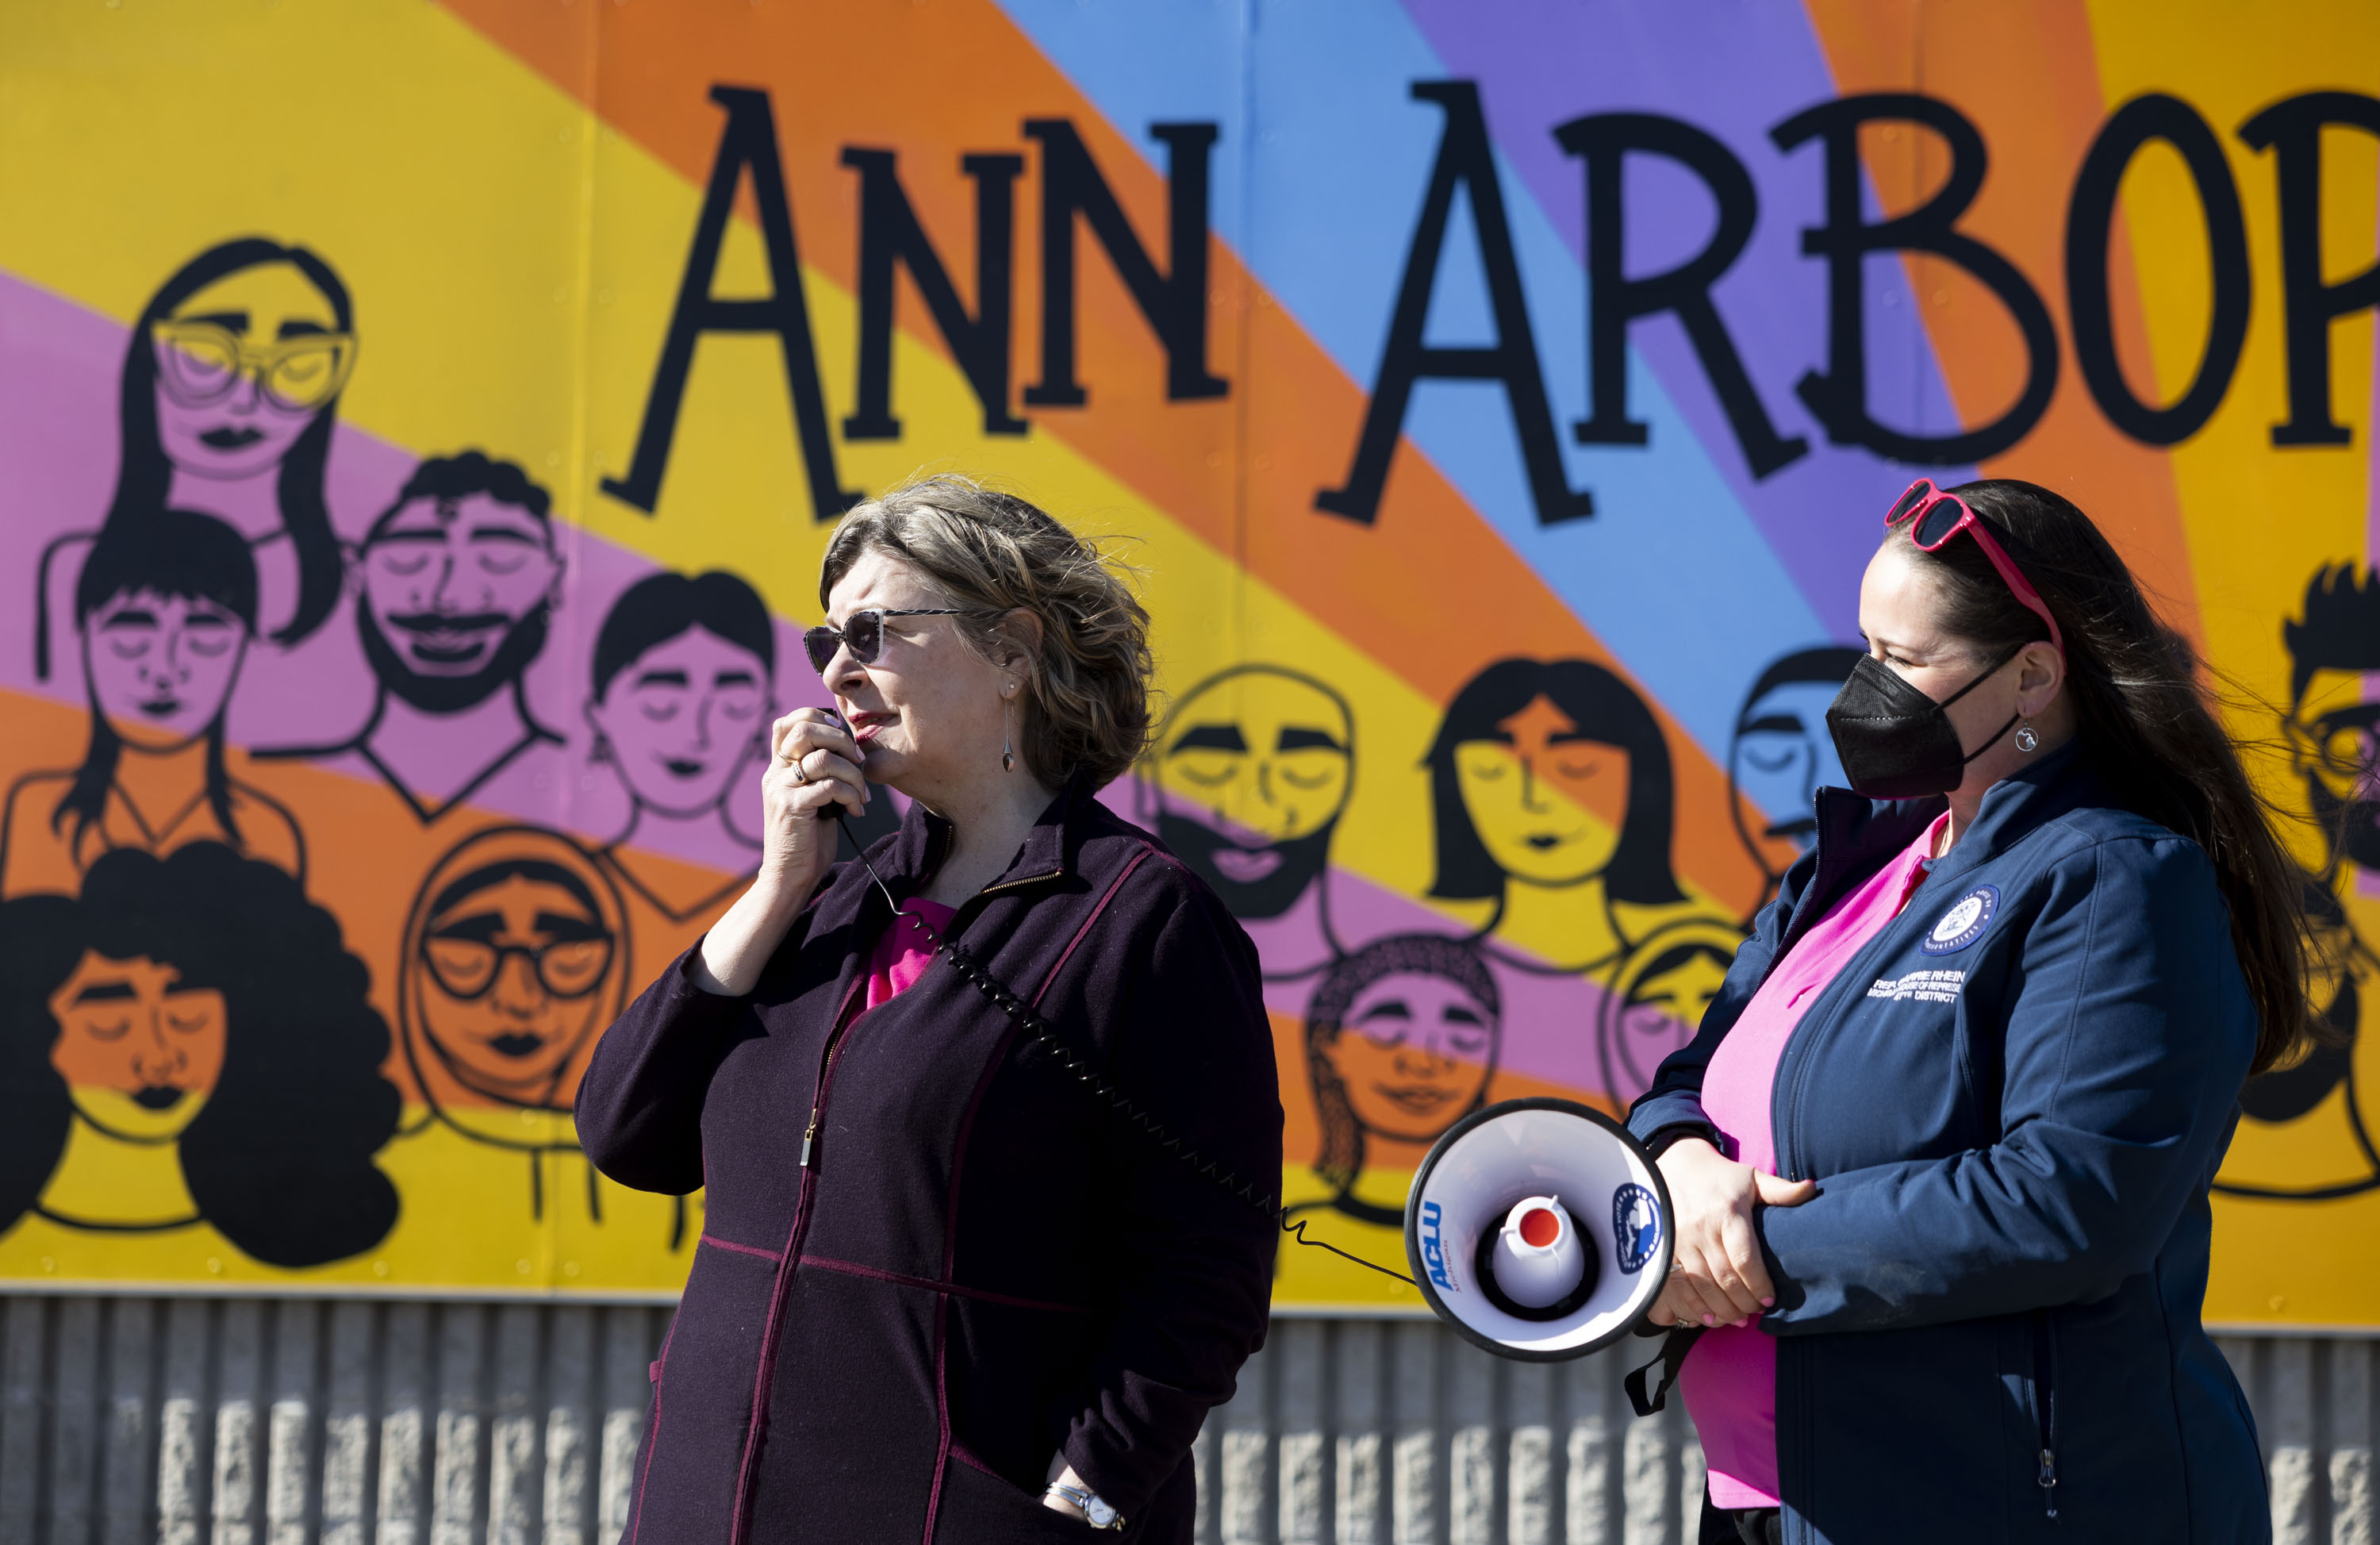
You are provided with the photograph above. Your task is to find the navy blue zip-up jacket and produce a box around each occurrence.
[1629,744,2268,1544]
[577,778,1281,1544]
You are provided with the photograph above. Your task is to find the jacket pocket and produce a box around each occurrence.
[932,1446,1095,1543]
[634,1238,781,1542]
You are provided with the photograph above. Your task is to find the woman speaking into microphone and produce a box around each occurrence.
[1630,480,2305,1544]
[577,475,1280,1543]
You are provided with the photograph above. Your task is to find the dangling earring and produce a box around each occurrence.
[590,733,616,767]
[2015,723,2040,753]
[1001,682,1017,773]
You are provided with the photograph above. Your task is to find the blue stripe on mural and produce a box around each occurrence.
[1398,0,1976,640]
[995,0,1840,768]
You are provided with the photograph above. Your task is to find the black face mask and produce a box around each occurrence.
[1824,644,2023,799]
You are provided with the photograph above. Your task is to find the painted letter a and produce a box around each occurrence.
[602,86,859,522]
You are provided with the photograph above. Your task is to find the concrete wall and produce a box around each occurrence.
[0,1296,2368,1544]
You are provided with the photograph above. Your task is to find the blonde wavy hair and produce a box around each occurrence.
[819,475,1154,790]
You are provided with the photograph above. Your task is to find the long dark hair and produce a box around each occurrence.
[1912,479,2312,1076]
[55,511,260,856]
[67,239,352,666]
[0,844,400,1267]
[1424,658,1686,905]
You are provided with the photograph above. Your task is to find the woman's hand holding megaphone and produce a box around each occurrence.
[1647,1138,1814,1329]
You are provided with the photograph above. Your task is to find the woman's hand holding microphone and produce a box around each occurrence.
[694,709,869,997]
[1648,1137,1814,1331]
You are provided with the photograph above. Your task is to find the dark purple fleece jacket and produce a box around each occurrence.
[576,777,1282,1545]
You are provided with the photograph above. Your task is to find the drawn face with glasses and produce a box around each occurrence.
[2287,691,2380,872]
[411,855,620,1106]
[150,263,356,482]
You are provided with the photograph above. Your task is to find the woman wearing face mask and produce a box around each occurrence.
[576,475,1280,1544]
[1629,480,2305,1545]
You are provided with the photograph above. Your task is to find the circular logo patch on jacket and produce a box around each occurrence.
[1921,885,1998,955]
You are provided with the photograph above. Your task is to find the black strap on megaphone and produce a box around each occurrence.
[834,812,1417,1289]
[1623,1325,1704,1416]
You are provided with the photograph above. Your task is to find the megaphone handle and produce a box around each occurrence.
[1623,1327,1704,1417]
[829,809,1417,1288]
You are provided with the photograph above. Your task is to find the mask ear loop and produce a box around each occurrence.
[821,805,1418,1289]
[1938,641,2029,765]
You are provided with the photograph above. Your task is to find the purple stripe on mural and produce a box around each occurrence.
[1398,0,1976,632]
[0,267,831,874]
[1252,864,1680,1107]
[3,263,1687,1107]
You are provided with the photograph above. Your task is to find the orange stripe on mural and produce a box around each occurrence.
[446,0,1769,916]
[1801,0,2203,644]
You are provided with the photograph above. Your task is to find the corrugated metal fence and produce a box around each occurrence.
[0,1296,2369,1544]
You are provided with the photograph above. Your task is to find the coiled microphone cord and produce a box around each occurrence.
[834,813,1415,1288]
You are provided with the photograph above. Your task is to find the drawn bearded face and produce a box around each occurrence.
[1151,671,1353,920]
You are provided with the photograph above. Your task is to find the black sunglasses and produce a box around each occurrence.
[802,609,968,676]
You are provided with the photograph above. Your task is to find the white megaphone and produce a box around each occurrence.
[1404,1097,1673,1360]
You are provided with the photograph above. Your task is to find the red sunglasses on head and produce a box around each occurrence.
[1885,479,2065,656]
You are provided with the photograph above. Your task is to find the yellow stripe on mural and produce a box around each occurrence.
[2086,0,2376,812]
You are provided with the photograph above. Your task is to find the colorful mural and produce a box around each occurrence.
[0,0,2374,1325]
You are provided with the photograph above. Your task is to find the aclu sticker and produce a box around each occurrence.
[1418,1200,1456,1292]
[1612,1185,1661,1275]
[1921,885,1998,955]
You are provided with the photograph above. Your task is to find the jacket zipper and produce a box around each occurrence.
[727,827,1059,1542]
[727,972,869,1545]
[1774,864,1937,1180]
[2032,1309,2059,1519]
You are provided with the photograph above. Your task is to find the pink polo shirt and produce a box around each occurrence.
[1681,812,1948,1508]
[864,899,958,1010]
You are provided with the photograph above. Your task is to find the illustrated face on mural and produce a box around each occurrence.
[1728,650,1861,879]
[1599,921,1744,1102]
[2290,671,2380,872]
[82,588,249,751]
[358,490,560,713]
[1152,668,1353,919]
[1321,968,1497,1145]
[413,859,618,1106]
[1619,948,1730,1043]
[45,951,226,1143]
[1454,696,1629,887]
[589,626,771,819]
[151,262,353,483]
[2282,566,2380,872]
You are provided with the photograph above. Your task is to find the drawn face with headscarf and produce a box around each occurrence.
[402,829,626,1115]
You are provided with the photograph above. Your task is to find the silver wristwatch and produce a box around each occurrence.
[1044,1480,1125,1532]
